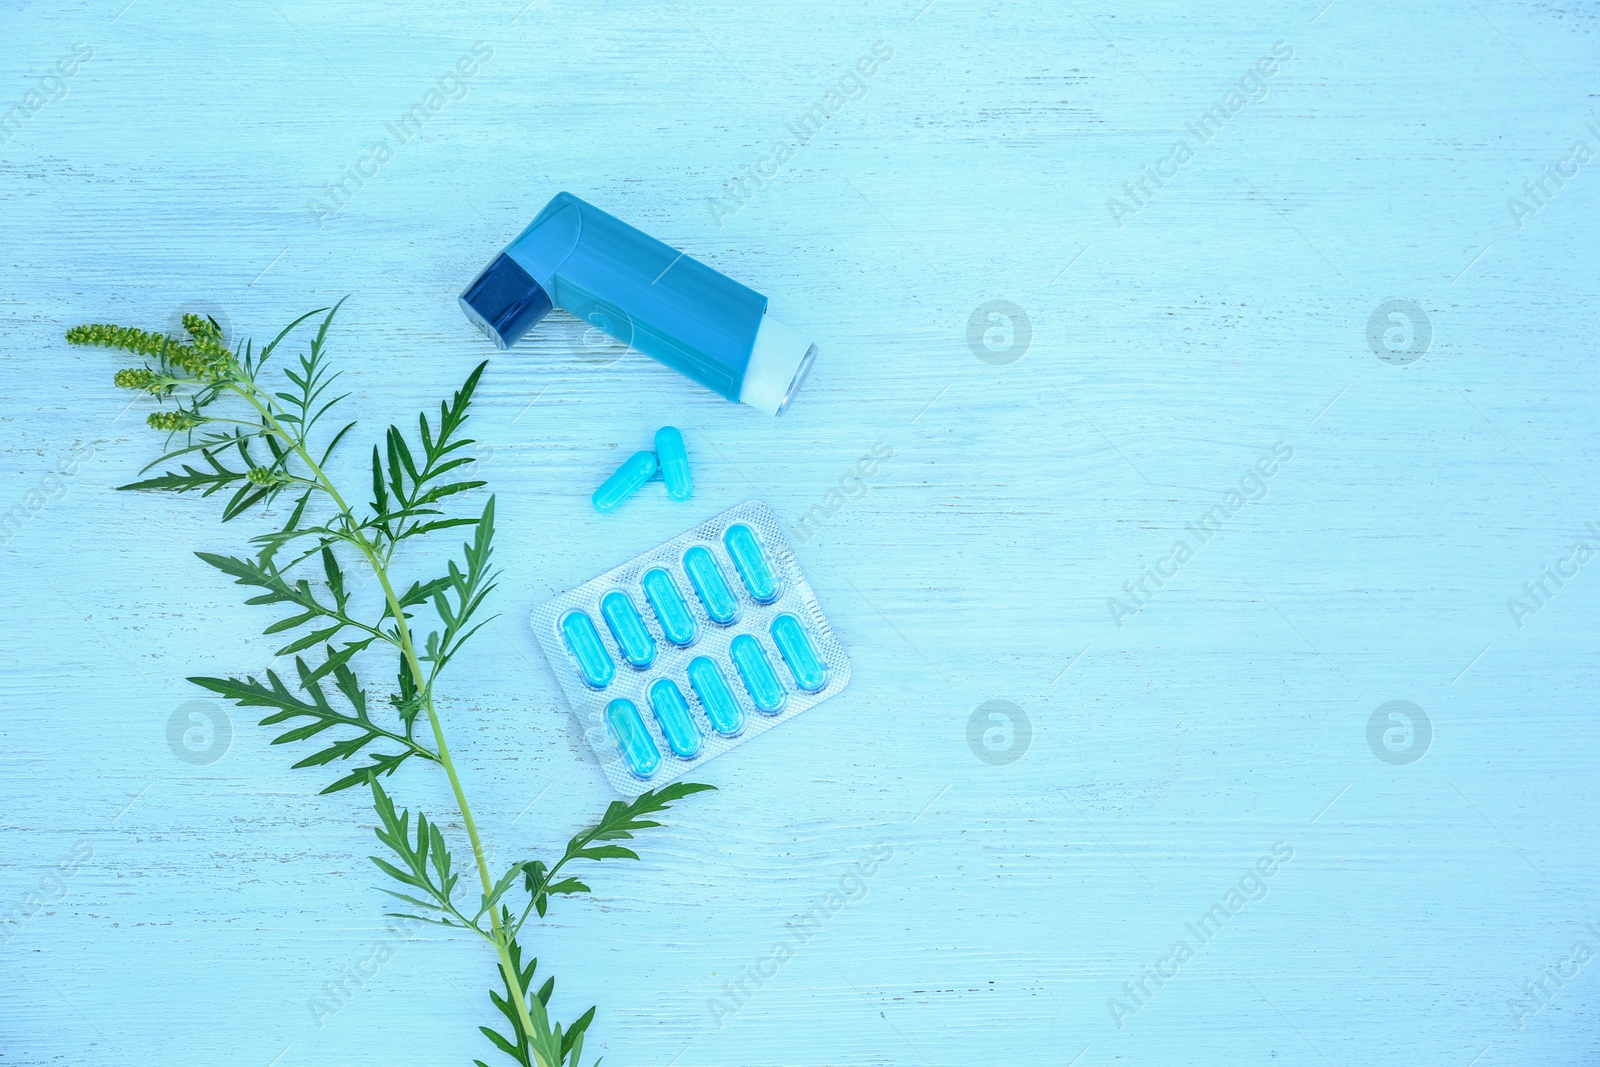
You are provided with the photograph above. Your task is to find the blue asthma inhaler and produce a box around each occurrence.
[460,192,818,415]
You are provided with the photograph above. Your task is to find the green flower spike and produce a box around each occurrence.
[147,410,205,432]
[67,323,187,362]
[245,467,289,487]
[68,320,235,383]
[113,368,164,393]
[182,313,232,367]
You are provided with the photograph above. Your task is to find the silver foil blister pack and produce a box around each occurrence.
[531,500,851,795]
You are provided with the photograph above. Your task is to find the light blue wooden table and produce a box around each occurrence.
[3,1,1597,1064]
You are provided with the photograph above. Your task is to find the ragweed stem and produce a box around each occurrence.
[226,376,555,1065]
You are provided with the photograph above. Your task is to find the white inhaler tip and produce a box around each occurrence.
[740,313,818,416]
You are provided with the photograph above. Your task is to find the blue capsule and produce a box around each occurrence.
[730,633,786,714]
[605,699,660,779]
[724,523,778,603]
[600,591,655,668]
[642,568,696,646]
[771,614,827,692]
[648,679,702,758]
[684,545,739,624]
[592,450,657,512]
[687,656,744,736]
[559,611,614,689]
[655,425,692,501]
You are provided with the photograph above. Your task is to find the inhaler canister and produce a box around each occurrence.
[459,192,817,416]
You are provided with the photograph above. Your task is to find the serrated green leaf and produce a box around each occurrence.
[571,845,639,862]
[274,623,342,657]
[262,610,319,635]
[301,637,375,686]
[190,665,433,791]
[562,1007,595,1058]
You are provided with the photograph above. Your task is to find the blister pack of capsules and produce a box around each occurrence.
[531,500,851,796]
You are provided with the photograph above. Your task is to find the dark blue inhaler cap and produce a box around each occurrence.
[458,252,553,349]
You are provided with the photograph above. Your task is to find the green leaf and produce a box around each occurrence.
[256,307,328,369]
[195,550,266,584]
[274,622,342,657]
[195,549,380,655]
[368,779,462,920]
[189,658,434,792]
[476,932,569,1067]
[407,517,481,537]
[370,445,390,527]
[478,864,525,920]
[516,782,715,929]
[561,1007,595,1061]
[396,575,454,608]
[262,610,320,635]
[322,750,412,795]
[389,425,419,482]
[321,545,347,605]
[570,844,638,862]
[301,637,375,686]
[119,445,249,495]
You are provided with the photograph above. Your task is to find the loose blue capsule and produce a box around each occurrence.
[730,633,786,714]
[724,523,778,603]
[684,545,739,624]
[600,591,655,668]
[559,611,614,689]
[648,679,702,758]
[655,425,692,501]
[592,450,657,512]
[642,568,696,646]
[687,655,744,736]
[771,614,827,692]
[605,699,660,779]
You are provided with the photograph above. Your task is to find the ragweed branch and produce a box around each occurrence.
[69,306,712,1067]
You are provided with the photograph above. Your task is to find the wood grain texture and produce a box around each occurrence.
[2,1,1598,1064]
